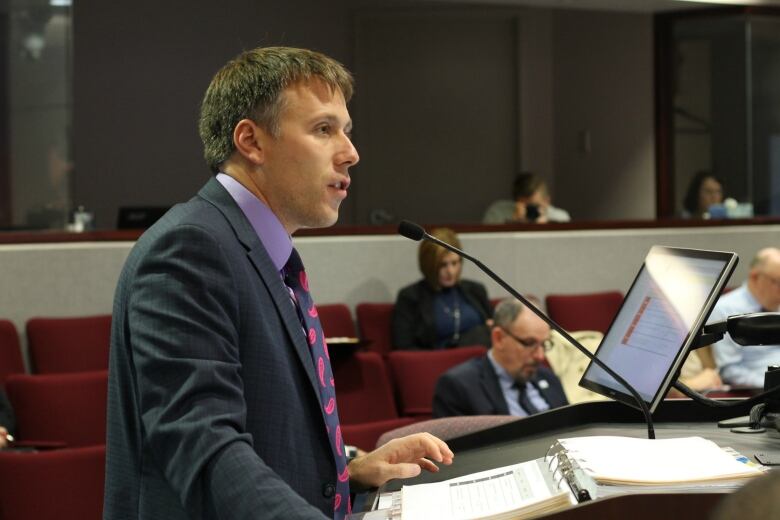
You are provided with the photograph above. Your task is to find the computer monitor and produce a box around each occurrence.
[579,246,738,413]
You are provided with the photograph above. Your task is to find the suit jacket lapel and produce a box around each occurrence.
[197,178,321,396]
[532,371,562,408]
[479,356,510,415]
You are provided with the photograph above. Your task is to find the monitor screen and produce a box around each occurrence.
[579,246,738,413]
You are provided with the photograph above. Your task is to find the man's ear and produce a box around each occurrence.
[233,119,269,166]
[490,326,503,349]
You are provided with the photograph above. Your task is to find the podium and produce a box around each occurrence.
[373,399,779,519]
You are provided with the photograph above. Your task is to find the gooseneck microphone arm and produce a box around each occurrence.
[398,220,656,439]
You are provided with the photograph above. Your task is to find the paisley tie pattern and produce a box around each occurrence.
[284,248,350,519]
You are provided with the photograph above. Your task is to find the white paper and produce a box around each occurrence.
[401,460,565,520]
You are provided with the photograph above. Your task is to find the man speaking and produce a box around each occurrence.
[104,47,452,520]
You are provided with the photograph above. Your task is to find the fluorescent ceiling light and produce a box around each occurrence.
[50,0,72,6]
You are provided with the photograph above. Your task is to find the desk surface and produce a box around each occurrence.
[376,399,780,519]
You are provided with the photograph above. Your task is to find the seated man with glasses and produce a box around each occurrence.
[712,247,780,388]
[432,298,568,418]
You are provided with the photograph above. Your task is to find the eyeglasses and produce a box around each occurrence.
[499,327,554,352]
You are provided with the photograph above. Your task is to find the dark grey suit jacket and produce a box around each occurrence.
[432,355,568,418]
[104,178,332,519]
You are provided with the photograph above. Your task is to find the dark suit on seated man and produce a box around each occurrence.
[433,298,568,418]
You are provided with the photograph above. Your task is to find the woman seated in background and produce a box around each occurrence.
[482,172,570,224]
[392,227,492,350]
[682,171,724,219]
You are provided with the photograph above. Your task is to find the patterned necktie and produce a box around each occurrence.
[284,249,350,519]
[516,382,540,416]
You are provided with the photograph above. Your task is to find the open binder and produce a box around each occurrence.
[387,436,765,520]
[550,436,764,490]
[398,458,577,520]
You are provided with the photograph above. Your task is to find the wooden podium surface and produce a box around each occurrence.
[373,399,780,519]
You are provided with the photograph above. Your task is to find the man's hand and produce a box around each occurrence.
[511,201,528,222]
[0,427,10,449]
[347,432,454,490]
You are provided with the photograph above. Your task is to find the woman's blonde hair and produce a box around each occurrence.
[418,227,462,289]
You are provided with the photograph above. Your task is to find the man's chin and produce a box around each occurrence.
[300,210,340,230]
[519,366,538,382]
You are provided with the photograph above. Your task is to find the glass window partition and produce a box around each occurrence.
[660,9,780,220]
[1,0,73,230]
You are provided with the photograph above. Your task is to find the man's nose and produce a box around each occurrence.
[339,134,359,167]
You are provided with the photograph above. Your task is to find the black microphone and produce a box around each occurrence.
[398,220,656,439]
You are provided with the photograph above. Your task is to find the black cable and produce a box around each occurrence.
[672,381,780,408]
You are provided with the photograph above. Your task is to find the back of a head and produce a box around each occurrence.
[198,46,354,173]
[418,227,461,288]
[710,470,780,520]
[750,247,780,271]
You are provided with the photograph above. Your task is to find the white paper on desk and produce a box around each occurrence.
[400,459,567,520]
[557,436,764,485]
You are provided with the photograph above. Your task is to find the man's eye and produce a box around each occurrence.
[317,125,331,134]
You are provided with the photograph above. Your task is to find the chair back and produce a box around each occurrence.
[387,346,487,418]
[376,415,519,448]
[333,351,399,424]
[355,302,394,355]
[317,303,356,338]
[545,291,623,334]
[5,371,107,447]
[0,320,26,387]
[26,315,111,373]
[0,445,105,520]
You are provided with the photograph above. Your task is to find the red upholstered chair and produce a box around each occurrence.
[317,303,356,338]
[387,346,488,419]
[26,315,111,373]
[0,320,26,387]
[545,291,624,334]
[0,445,105,520]
[355,302,395,355]
[333,351,416,450]
[5,371,107,447]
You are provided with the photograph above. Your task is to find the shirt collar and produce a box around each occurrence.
[487,349,516,387]
[216,173,292,271]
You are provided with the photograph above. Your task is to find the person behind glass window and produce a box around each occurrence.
[482,172,570,224]
[392,228,492,350]
[681,171,724,219]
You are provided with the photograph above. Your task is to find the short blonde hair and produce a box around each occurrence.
[418,227,461,289]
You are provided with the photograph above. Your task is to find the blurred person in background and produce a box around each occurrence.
[681,171,724,219]
[482,172,570,224]
[392,227,492,350]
